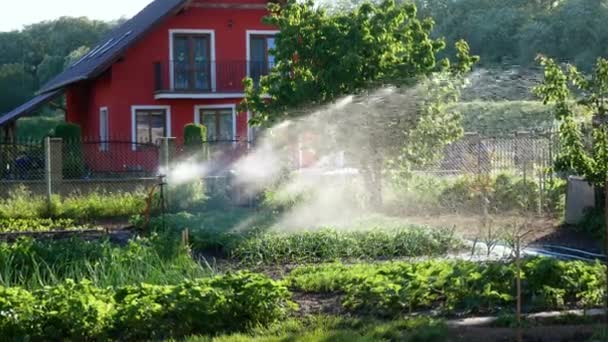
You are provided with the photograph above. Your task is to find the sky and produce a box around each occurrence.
[0,0,154,32]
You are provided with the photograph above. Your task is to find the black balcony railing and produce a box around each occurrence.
[153,60,274,94]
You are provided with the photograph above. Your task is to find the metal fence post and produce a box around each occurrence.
[159,137,175,207]
[44,137,63,204]
[159,137,175,172]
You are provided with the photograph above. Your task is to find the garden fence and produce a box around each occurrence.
[0,131,557,205]
[415,131,556,180]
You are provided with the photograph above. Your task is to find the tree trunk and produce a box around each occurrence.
[361,162,383,210]
[516,233,523,342]
[604,180,608,328]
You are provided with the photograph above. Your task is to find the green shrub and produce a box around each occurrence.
[184,124,207,156]
[577,207,605,240]
[53,122,81,141]
[54,122,85,179]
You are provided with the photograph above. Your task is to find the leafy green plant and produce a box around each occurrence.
[0,273,292,340]
[33,280,114,340]
[0,187,148,220]
[0,236,209,289]
[287,258,606,316]
[0,218,90,232]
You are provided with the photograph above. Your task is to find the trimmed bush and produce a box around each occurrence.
[183,123,207,156]
[54,122,85,178]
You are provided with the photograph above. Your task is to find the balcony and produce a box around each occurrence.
[153,60,273,99]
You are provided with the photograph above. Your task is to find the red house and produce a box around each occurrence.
[1,0,281,172]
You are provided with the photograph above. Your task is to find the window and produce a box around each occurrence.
[173,33,212,91]
[249,35,276,84]
[197,107,234,142]
[134,108,168,144]
[99,107,109,151]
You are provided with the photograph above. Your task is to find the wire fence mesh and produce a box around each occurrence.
[0,131,558,204]
[414,132,556,178]
[0,138,45,181]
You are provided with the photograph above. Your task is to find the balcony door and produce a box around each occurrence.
[173,34,211,91]
[249,34,276,84]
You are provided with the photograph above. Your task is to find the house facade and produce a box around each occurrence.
[0,0,325,175]
[66,0,276,145]
[1,0,278,145]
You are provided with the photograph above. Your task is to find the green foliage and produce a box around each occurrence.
[456,101,554,134]
[243,0,476,208]
[33,280,114,340]
[150,211,462,264]
[0,186,148,220]
[287,258,606,316]
[230,227,461,264]
[0,286,36,339]
[0,237,209,289]
[577,207,605,240]
[0,218,89,232]
[54,122,85,178]
[0,273,293,340]
[184,124,207,146]
[16,111,63,139]
[185,315,448,342]
[166,180,208,212]
[386,173,565,216]
[53,122,81,141]
[535,57,608,187]
[0,63,34,114]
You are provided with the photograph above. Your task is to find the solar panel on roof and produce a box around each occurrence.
[70,45,101,68]
[37,0,187,93]
[89,38,115,58]
[97,31,133,58]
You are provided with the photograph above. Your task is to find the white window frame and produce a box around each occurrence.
[246,30,279,77]
[169,29,217,92]
[99,107,109,151]
[131,105,172,150]
[194,104,237,141]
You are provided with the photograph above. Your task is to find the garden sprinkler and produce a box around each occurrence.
[142,173,167,235]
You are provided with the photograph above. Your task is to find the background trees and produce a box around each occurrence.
[0,17,111,115]
[320,0,608,69]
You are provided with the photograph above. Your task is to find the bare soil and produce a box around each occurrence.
[402,213,601,253]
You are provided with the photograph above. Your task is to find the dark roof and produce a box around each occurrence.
[0,90,63,126]
[39,0,186,94]
[0,0,186,127]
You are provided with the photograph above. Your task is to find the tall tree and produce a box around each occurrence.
[535,56,608,320]
[0,64,34,114]
[243,0,477,207]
